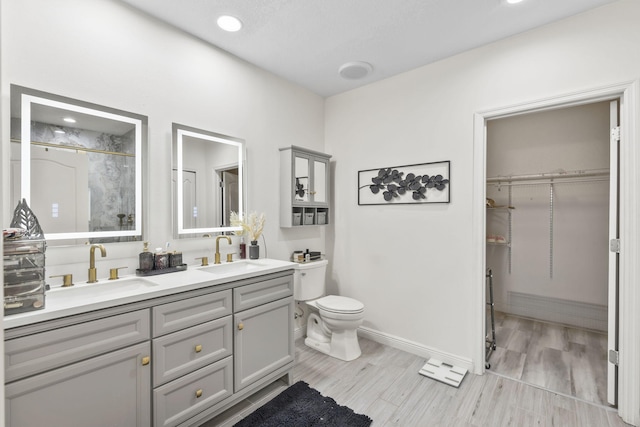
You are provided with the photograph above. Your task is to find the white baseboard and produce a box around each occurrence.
[502,292,607,332]
[357,326,475,373]
[296,323,475,373]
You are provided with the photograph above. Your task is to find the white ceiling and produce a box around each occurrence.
[120,0,619,97]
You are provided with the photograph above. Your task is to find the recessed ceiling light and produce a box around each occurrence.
[506,0,524,4]
[339,61,373,80]
[63,117,76,123]
[217,15,242,32]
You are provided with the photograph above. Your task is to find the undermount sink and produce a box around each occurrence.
[198,259,276,275]
[48,277,158,302]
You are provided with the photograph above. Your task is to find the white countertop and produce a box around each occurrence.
[4,258,296,330]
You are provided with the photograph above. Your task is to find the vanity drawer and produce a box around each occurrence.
[153,356,233,427]
[153,289,232,337]
[233,275,293,312]
[5,309,150,382]
[152,316,232,386]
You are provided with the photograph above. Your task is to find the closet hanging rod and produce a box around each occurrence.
[487,168,609,184]
[487,177,609,187]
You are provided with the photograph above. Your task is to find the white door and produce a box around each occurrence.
[221,168,239,227]
[13,145,89,237]
[607,99,620,406]
[182,170,197,229]
[171,169,197,230]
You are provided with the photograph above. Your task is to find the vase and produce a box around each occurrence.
[249,240,259,259]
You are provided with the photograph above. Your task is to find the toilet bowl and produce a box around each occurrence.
[293,260,365,361]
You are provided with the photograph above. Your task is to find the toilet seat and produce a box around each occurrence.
[316,295,364,314]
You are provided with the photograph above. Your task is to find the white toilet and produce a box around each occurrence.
[293,259,365,361]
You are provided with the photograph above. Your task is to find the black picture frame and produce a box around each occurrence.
[358,161,450,205]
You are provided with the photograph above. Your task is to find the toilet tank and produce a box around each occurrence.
[293,259,328,301]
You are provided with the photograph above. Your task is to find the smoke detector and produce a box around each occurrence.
[339,61,373,80]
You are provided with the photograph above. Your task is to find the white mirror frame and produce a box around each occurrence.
[12,85,147,242]
[173,123,245,237]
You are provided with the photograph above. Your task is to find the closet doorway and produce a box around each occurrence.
[484,100,618,407]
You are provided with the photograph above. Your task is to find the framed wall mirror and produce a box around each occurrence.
[9,85,147,244]
[172,123,245,237]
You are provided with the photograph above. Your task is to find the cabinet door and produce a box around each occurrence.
[312,157,329,204]
[153,316,232,386]
[234,297,294,391]
[153,357,232,427]
[5,342,151,427]
[5,309,150,382]
[293,153,311,203]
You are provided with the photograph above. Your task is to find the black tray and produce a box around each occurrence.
[136,264,187,276]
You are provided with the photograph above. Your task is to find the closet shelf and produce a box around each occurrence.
[486,195,514,273]
[487,241,510,247]
[486,206,515,211]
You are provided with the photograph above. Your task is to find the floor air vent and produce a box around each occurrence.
[419,358,467,388]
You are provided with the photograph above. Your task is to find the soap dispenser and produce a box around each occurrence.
[139,242,154,271]
[154,247,169,270]
[169,250,183,268]
[239,236,246,259]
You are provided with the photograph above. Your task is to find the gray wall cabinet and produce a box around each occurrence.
[279,146,331,227]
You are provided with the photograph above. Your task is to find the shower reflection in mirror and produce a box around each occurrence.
[9,85,147,245]
[172,123,245,238]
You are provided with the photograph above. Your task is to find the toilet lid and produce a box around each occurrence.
[316,295,364,314]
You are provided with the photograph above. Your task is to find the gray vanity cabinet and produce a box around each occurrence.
[233,275,295,391]
[4,269,295,427]
[4,310,151,427]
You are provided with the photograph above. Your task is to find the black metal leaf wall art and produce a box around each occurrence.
[369,168,449,202]
[358,161,451,205]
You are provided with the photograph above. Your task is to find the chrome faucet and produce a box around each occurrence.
[88,244,107,283]
[214,236,232,264]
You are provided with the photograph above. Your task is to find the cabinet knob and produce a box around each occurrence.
[141,356,150,366]
[238,322,244,330]
[195,389,203,398]
[195,344,202,353]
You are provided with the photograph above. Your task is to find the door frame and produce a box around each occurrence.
[472,80,640,424]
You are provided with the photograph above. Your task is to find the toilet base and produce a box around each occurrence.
[304,336,331,357]
[304,328,362,362]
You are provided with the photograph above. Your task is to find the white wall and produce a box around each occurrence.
[325,0,640,366]
[1,0,326,281]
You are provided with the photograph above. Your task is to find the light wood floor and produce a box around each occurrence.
[203,337,629,427]
[488,311,609,406]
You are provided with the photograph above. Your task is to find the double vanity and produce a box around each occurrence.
[4,259,296,427]
[6,83,331,426]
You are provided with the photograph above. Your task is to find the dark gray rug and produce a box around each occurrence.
[233,381,373,427]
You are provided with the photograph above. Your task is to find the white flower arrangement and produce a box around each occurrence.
[230,211,265,243]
